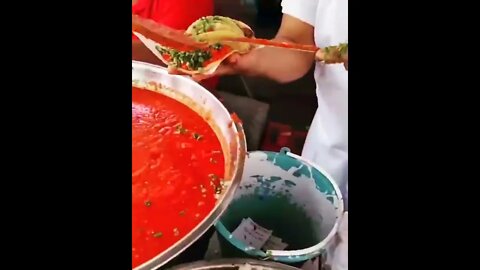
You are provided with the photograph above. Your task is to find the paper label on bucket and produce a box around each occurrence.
[231,218,273,249]
[262,235,288,251]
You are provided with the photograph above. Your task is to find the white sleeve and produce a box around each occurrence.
[281,0,318,26]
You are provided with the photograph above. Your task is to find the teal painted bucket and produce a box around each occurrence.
[214,148,344,264]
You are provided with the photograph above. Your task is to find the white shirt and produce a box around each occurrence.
[281,0,348,269]
[282,0,348,207]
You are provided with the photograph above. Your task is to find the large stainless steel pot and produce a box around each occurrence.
[132,61,247,270]
[166,259,301,270]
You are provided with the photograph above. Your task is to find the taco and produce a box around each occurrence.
[133,16,256,75]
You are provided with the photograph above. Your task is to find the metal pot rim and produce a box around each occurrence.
[132,61,247,270]
[166,258,301,270]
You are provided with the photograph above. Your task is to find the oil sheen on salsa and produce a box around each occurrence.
[132,87,224,268]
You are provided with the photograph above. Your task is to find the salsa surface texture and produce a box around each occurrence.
[132,86,224,268]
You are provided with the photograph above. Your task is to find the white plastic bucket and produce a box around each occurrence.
[215,148,344,263]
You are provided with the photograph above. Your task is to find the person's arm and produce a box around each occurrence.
[242,15,316,83]
[200,14,315,84]
[132,40,165,66]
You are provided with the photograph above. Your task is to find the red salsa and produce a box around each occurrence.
[132,87,225,268]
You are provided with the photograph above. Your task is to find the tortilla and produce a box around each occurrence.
[133,16,256,75]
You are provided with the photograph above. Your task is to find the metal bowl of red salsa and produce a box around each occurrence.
[132,61,247,270]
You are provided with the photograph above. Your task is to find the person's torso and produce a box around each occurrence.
[132,0,214,30]
[131,0,219,90]
[302,0,348,194]
[312,0,348,150]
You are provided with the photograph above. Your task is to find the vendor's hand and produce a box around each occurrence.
[314,49,348,71]
[342,53,348,70]
[168,51,256,81]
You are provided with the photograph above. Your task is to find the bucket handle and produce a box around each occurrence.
[214,221,269,258]
[279,147,344,212]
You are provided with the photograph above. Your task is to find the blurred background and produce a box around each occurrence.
[214,0,317,154]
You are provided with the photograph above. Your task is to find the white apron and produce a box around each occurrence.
[281,0,348,269]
